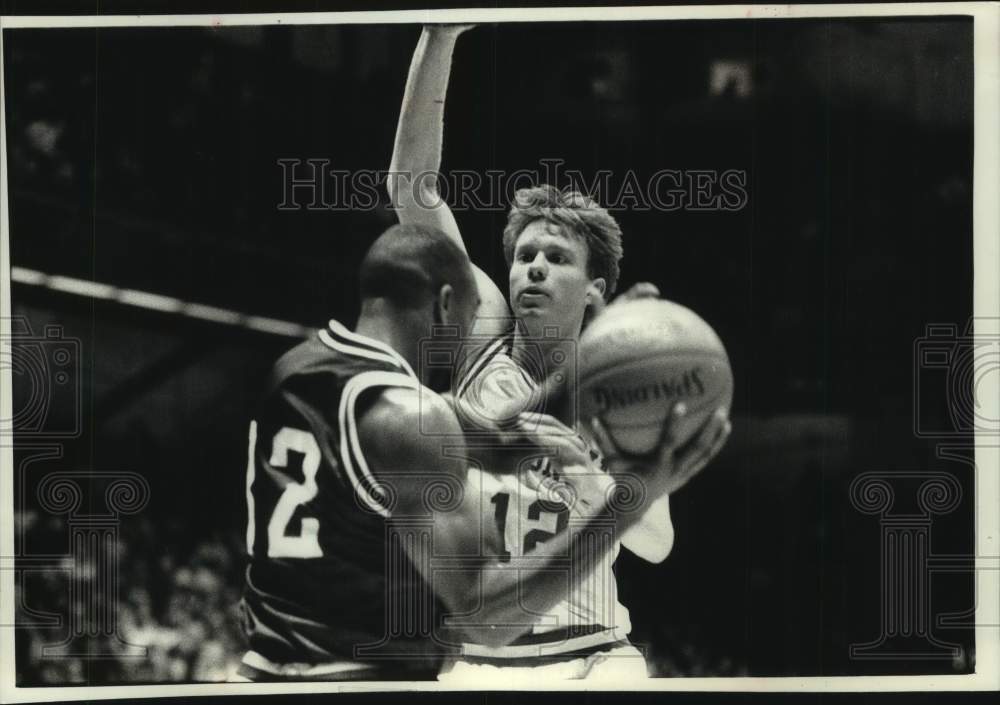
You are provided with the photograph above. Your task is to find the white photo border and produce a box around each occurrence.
[0,2,997,699]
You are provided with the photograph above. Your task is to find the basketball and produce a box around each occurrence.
[576,298,733,456]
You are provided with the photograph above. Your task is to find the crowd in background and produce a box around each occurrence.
[15,511,750,683]
[16,512,246,684]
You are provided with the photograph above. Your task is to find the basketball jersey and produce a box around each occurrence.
[455,330,632,649]
[240,320,444,675]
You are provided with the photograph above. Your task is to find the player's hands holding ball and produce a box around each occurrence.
[513,410,619,517]
[512,403,732,518]
[577,295,735,500]
[583,281,660,330]
[589,403,731,498]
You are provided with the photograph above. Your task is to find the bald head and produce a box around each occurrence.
[359,223,476,313]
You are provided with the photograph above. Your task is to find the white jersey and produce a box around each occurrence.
[456,332,631,656]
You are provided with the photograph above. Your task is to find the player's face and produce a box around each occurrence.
[508,220,596,337]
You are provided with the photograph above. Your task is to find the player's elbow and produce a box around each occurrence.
[641,540,674,565]
[385,167,404,202]
[654,523,676,563]
[386,170,440,210]
[626,525,675,564]
[649,526,675,563]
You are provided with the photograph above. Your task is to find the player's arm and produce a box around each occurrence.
[590,287,684,562]
[587,405,732,555]
[519,407,676,563]
[359,388,624,648]
[389,25,509,333]
[388,24,468,245]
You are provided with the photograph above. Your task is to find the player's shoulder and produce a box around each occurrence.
[270,327,406,386]
[261,336,330,396]
[471,265,512,339]
[271,334,338,378]
[358,385,461,461]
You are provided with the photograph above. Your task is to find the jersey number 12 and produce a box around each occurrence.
[246,422,323,559]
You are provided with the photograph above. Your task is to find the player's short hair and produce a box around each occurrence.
[360,223,476,310]
[502,185,624,298]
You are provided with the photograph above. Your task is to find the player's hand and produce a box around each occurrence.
[456,402,591,473]
[584,282,661,329]
[588,403,731,498]
[514,411,592,471]
[514,411,616,517]
[425,23,477,37]
[612,282,661,304]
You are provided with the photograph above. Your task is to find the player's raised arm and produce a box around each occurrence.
[388,24,472,250]
[389,24,510,335]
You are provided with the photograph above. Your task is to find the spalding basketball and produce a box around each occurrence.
[576,298,733,456]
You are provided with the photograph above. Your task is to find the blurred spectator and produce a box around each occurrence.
[16,513,247,684]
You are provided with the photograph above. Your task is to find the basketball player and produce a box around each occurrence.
[237,223,703,681]
[388,25,732,681]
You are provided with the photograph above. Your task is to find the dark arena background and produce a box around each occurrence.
[4,16,976,683]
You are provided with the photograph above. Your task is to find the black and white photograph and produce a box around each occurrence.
[1,1,998,697]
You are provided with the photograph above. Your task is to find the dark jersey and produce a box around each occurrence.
[240,320,444,677]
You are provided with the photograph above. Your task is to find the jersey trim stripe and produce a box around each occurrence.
[459,626,629,659]
[241,650,377,678]
[319,329,402,372]
[338,370,419,518]
[455,332,509,399]
[326,319,417,378]
[245,420,258,554]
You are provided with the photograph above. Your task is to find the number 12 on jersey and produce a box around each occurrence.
[246,421,324,559]
[490,491,569,560]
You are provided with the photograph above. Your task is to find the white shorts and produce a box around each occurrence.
[233,650,423,682]
[437,643,649,684]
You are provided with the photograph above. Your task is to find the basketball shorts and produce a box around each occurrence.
[232,650,437,682]
[437,630,648,684]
